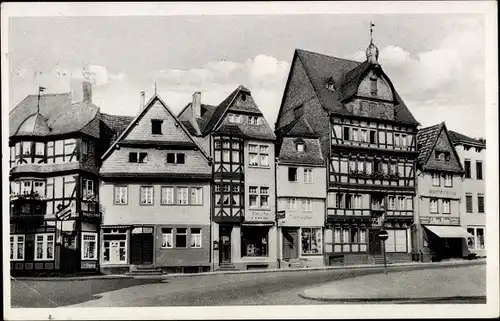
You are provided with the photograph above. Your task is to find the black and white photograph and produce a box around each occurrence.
[2,1,498,320]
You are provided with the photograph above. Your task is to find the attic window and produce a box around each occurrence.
[241,93,247,101]
[370,78,378,96]
[296,143,305,152]
[444,152,451,161]
[151,119,163,135]
[325,77,335,91]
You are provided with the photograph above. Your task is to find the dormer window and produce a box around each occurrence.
[248,116,260,125]
[296,143,305,152]
[228,113,241,124]
[325,77,335,91]
[241,93,247,101]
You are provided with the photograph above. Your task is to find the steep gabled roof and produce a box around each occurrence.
[276,116,318,138]
[202,86,243,134]
[449,130,486,148]
[416,122,464,172]
[101,94,211,161]
[177,102,217,136]
[277,137,325,166]
[295,49,420,126]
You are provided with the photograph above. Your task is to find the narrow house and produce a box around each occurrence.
[414,122,471,261]
[9,82,102,275]
[99,93,212,274]
[275,40,419,266]
[275,116,327,268]
[179,86,277,271]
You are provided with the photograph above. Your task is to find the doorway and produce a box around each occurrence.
[282,228,299,259]
[368,229,382,255]
[130,227,154,265]
[219,225,232,264]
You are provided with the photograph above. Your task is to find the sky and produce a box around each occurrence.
[8,13,487,138]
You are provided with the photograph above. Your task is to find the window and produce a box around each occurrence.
[249,186,258,207]
[304,168,313,183]
[259,145,269,167]
[151,119,163,135]
[249,186,269,208]
[128,152,137,163]
[176,228,187,248]
[162,228,173,248]
[161,187,174,205]
[102,229,127,263]
[167,153,185,164]
[388,196,395,210]
[81,140,88,155]
[190,228,202,248]
[477,228,485,249]
[352,128,359,141]
[241,226,268,257]
[302,198,312,211]
[336,193,345,208]
[466,194,473,213]
[82,179,94,199]
[443,200,451,214]
[370,78,377,95]
[248,116,259,125]
[301,228,322,254]
[464,145,470,151]
[35,234,54,260]
[444,152,450,161]
[369,130,377,144]
[361,130,368,143]
[33,181,45,197]
[22,142,31,155]
[140,186,154,205]
[394,134,400,147]
[288,167,298,182]
[296,143,305,152]
[191,187,203,205]
[176,187,189,205]
[444,174,453,187]
[398,197,405,210]
[260,187,269,208]
[228,113,241,123]
[114,186,128,204]
[343,127,350,141]
[232,150,240,162]
[248,144,269,167]
[286,198,297,210]
[248,144,258,166]
[82,233,97,260]
[35,142,45,156]
[21,181,32,195]
[384,230,407,253]
[464,160,471,178]
[432,172,440,186]
[476,161,483,180]
[467,228,475,249]
[353,195,362,209]
[10,235,25,261]
[430,198,438,213]
[478,195,484,213]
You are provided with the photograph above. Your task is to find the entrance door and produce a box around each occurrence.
[130,232,154,265]
[282,228,299,259]
[219,225,232,264]
[368,229,382,255]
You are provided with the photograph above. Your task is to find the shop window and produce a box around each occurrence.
[288,167,298,182]
[10,235,25,261]
[35,234,54,260]
[140,186,154,205]
[384,229,407,253]
[114,185,128,204]
[430,198,438,213]
[464,160,471,178]
[301,228,322,255]
[161,187,174,205]
[476,161,483,180]
[102,230,127,263]
[162,228,173,248]
[241,227,268,257]
[477,229,485,249]
[467,228,475,249]
[465,194,473,213]
[82,233,97,260]
[478,195,484,213]
[151,119,163,135]
[176,228,187,248]
[190,228,202,248]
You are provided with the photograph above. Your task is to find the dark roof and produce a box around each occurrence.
[177,103,217,136]
[16,113,51,136]
[449,130,486,147]
[100,113,134,146]
[295,49,420,125]
[416,123,442,167]
[278,137,325,166]
[9,93,72,137]
[276,116,318,138]
[202,86,242,134]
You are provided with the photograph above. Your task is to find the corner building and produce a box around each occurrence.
[179,86,277,271]
[275,42,419,266]
[99,94,212,274]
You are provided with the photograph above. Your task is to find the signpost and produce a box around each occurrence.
[378,229,389,275]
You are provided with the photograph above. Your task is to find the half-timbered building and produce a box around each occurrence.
[9,82,102,275]
[179,86,277,271]
[275,41,419,265]
[99,93,212,274]
[414,122,470,261]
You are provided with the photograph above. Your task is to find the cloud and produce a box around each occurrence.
[71,65,126,87]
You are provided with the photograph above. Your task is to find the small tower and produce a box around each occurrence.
[366,22,379,65]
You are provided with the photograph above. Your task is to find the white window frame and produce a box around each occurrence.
[398,197,405,210]
[432,172,441,186]
[83,178,94,199]
[287,197,297,210]
[140,186,154,205]
[190,187,203,205]
[10,235,25,261]
[161,186,175,205]
[176,187,189,205]
[304,168,314,183]
[301,227,323,255]
[190,228,202,248]
[260,187,269,208]
[388,196,395,210]
[82,232,98,260]
[442,199,451,214]
[161,228,173,248]
[444,174,453,187]
[34,233,55,261]
[430,198,439,213]
[114,185,128,205]
[302,198,312,212]
[248,144,269,167]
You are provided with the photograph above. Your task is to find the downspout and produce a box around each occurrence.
[275,156,280,269]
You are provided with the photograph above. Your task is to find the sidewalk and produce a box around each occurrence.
[12,258,485,281]
[299,263,486,303]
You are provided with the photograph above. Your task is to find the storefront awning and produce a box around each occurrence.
[424,225,473,238]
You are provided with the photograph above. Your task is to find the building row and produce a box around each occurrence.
[8,40,486,275]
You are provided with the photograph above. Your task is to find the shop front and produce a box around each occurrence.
[277,209,324,268]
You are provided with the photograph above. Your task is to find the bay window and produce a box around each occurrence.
[35,234,55,260]
[301,228,322,255]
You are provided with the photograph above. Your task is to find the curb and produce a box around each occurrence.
[11,259,485,281]
[298,292,487,303]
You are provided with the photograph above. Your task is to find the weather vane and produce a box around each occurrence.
[370,22,375,43]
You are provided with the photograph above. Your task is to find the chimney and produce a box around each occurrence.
[82,81,92,103]
[192,91,201,118]
[140,91,146,110]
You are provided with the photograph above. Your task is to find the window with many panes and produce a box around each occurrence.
[444,174,453,187]
[114,186,128,204]
[301,198,312,211]
[35,234,54,260]
[442,199,451,214]
[301,228,322,254]
[10,235,25,261]
[430,198,438,213]
[176,187,189,205]
[140,186,154,205]
[304,168,313,183]
[190,228,202,248]
[432,172,440,186]
[248,144,269,167]
[161,228,173,248]
[286,197,297,210]
[249,186,269,208]
[82,233,97,260]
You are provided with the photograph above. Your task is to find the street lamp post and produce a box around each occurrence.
[378,229,389,275]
